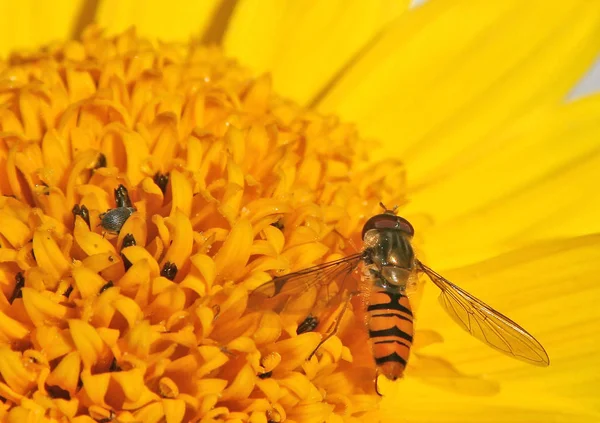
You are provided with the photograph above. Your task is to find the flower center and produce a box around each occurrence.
[0,26,410,422]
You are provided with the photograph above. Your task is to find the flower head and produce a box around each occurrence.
[1,2,600,423]
[0,26,408,422]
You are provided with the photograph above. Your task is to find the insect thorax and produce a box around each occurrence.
[363,228,414,289]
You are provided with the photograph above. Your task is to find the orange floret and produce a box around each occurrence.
[0,26,406,422]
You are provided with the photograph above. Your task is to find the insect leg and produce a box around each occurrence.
[307,290,357,360]
[374,369,383,397]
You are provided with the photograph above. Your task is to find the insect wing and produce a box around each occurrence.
[416,261,549,366]
[247,253,364,311]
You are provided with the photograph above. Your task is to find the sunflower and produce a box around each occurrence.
[1,1,599,422]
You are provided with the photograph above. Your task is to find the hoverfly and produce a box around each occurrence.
[248,204,549,390]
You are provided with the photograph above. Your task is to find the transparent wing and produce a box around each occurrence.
[247,253,364,311]
[416,260,549,366]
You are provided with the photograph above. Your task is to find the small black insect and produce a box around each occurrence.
[114,184,132,208]
[160,262,178,281]
[9,272,25,304]
[99,281,114,294]
[153,172,169,195]
[99,206,136,234]
[72,204,91,228]
[297,314,319,335]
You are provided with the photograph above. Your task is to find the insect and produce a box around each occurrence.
[248,203,549,392]
[99,185,136,234]
[99,206,136,234]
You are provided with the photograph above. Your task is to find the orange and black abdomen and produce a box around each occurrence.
[367,289,414,380]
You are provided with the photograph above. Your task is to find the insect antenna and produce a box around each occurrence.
[378,202,399,214]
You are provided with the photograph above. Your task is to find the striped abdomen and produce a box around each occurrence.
[367,289,414,380]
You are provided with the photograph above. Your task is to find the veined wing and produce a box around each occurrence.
[416,260,549,366]
[247,253,364,311]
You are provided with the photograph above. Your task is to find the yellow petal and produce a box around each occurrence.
[121,246,161,277]
[117,212,148,248]
[180,254,216,297]
[196,346,230,378]
[32,230,70,284]
[31,326,75,361]
[0,346,37,395]
[111,368,147,402]
[0,310,29,344]
[286,402,334,423]
[72,265,107,299]
[132,401,165,423]
[319,0,600,188]
[163,398,186,423]
[112,295,144,329]
[0,208,31,248]
[408,93,600,267]
[213,218,253,281]
[252,311,283,345]
[220,363,256,401]
[0,1,87,57]
[80,369,110,409]
[413,234,600,416]
[45,351,81,395]
[161,209,193,271]
[270,333,321,373]
[121,320,159,359]
[74,217,117,256]
[224,0,409,105]
[22,288,72,327]
[68,319,111,369]
[169,170,193,218]
[95,0,221,41]
[381,377,600,423]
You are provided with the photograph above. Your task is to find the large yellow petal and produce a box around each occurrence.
[381,377,600,423]
[408,234,600,416]
[95,0,221,41]
[408,93,600,267]
[223,0,409,105]
[0,0,87,56]
[318,0,600,188]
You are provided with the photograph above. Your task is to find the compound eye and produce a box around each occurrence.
[361,214,414,239]
[396,217,414,236]
[361,214,399,239]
